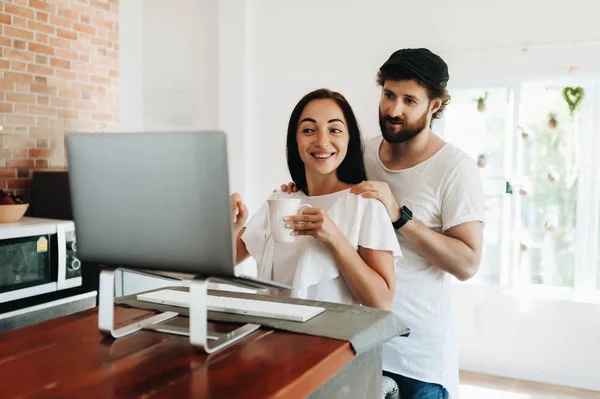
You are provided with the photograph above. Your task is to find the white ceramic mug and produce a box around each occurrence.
[267,199,312,243]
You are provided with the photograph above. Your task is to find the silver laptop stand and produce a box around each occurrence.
[98,268,260,353]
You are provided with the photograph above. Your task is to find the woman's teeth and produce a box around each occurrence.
[312,153,333,159]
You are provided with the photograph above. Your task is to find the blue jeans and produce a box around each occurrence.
[383,371,449,399]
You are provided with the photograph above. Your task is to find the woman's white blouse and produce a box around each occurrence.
[242,189,403,304]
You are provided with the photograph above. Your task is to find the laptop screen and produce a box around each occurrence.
[66,131,236,277]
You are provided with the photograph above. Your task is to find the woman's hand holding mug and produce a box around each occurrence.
[284,207,342,249]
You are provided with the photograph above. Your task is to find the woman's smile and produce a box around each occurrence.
[310,151,336,160]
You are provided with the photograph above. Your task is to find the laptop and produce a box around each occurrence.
[66,131,291,290]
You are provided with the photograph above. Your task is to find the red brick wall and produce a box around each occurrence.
[0,0,119,196]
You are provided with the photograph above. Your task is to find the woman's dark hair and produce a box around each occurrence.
[376,67,451,122]
[286,89,367,194]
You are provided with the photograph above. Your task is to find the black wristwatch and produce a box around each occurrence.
[392,206,413,230]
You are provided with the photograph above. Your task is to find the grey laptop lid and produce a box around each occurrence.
[66,131,235,278]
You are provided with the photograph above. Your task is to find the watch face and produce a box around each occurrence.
[402,206,413,218]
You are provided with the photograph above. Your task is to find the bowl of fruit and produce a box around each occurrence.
[0,190,29,223]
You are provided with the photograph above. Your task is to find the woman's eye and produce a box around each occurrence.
[330,128,342,133]
[302,128,314,134]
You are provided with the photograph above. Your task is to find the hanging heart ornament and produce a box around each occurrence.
[562,86,584,114]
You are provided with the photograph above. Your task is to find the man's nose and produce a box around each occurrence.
[388,100,403,118]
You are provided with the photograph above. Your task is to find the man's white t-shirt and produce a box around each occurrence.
[363,136,485,399]
[241,189,402,304]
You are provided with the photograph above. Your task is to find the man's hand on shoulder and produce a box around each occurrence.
[278,182,297,194]
[350,181,400,222]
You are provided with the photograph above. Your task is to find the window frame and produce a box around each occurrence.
[446,78,600,301]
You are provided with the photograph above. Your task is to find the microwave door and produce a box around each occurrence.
[0,235,57,303]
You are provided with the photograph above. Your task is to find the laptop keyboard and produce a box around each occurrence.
[137,289,325,323]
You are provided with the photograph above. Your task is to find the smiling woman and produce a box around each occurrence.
[295,107,349,182]
[286,89,366,196]
[229,89,403,310]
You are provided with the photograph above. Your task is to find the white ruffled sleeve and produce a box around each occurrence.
[357,198,403,260]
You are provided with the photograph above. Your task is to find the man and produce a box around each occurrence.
[284,48,485,398]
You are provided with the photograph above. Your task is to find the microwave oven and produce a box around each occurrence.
[0,217,82,303]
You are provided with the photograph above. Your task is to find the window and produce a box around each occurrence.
[518,84,579,287]
[444,80,599,296]
[444,88,512,286]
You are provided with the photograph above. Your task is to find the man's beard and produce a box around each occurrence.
[379,106,429,144]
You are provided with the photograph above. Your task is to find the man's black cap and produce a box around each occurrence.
[380,48,449,85]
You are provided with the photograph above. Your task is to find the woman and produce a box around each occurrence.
[232,89,401,309]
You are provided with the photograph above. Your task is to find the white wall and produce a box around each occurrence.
[217,0,256,200]
[143,0,219,132]
[455,285,600,391]
[120,0,219,132]
[119,0,144,132]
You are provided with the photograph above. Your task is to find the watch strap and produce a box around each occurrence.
[392,206,412,230]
